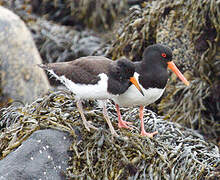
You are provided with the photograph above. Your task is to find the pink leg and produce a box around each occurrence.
[76,100,98,131]
[102,100,118,136]
[140,105,158,137]
[115,104,132,129]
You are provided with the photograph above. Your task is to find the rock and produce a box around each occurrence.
[73,32,104,57]
[0,129,72,180]
[29,19,107,64]
[0,6,50,105]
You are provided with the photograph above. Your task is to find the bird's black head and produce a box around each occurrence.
[115,58,135,80]
[142,44,173,68]
[108,58,144,96]
[141,44,190,86]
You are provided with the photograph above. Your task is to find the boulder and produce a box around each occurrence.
[0,6,50,105]
[0,129,72,180]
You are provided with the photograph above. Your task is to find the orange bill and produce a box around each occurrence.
[167,61,190,86]
[130,77,145,96]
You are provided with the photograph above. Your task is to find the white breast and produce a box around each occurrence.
[112,72,165,107]
[47,69,116,100]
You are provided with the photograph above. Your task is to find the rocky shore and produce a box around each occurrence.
[0,0,219,179]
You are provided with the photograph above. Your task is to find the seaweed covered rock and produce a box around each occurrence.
[0,129,72,180]
[30,0,128,31]
[108,0,220,142]
[0,6,50,105]
[0,91,219,179]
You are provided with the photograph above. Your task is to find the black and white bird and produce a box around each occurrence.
[112,44,190,137]
[39,56,144,136]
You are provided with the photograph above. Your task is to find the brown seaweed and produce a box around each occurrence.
[0,91,219,179]
[30,0,128,31]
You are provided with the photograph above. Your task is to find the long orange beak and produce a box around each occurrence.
[167,61,190,86]
[130,77,145,96]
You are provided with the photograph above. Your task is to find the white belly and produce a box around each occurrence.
[48,69,116,100]
[112,72,165,107]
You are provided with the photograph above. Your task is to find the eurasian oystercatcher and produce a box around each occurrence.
[112,44,190,137]
[39,56,144,136]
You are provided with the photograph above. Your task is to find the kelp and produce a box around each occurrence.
[0,91,219,179]
[108,0,220,142]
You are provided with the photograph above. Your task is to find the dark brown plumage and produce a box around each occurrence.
[40,56,111,85]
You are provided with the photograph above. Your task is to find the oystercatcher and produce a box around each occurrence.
[38,56,144,136]
[112,44,190,137]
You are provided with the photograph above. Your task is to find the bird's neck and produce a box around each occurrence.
[136,61,168,89]
[137,60,163,73]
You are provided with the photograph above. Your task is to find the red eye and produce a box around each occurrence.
[162,53,167,58]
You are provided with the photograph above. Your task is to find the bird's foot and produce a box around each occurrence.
[118,120,133,129]
[140,130,158,138]
[83,121,98,131]
[110,130,119,137]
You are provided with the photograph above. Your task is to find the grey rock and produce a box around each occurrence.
[0,129,72,180]
[29,19,107,64]
[0,6,50,104]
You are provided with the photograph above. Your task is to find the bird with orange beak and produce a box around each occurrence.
[112,44,190,137]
